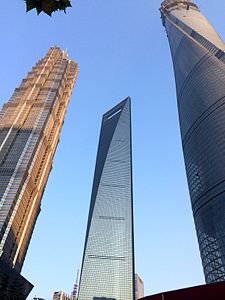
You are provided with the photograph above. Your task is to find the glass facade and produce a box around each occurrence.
[78,98,135,300]
[161,0,225,283]
[0,47,78,274]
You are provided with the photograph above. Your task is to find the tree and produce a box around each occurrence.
[25,0,72,16]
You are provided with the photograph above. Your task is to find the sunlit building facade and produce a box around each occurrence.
[53,291,72,300]
[135,274,144,300]
[161,0,225,283]
[0,47,78,297]
[78,98,135,300]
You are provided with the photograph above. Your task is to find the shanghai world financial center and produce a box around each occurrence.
[78,98,135,300]
[2,0,225,298]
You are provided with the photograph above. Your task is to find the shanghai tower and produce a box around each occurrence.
[160,0,225,283]
[0,47,78,297]
[78,98,135,300]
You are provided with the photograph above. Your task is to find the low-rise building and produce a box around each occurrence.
[52,291,71,300]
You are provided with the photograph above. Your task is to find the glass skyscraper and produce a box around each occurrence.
[160,0,225,283]
[78,98,135,300]
[0,47,78,297]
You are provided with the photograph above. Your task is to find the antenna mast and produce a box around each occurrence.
[71,269,79,300]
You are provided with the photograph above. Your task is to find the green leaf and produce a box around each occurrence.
[25,0,72,16]
[25,0,36,12]
[42,0,57,16]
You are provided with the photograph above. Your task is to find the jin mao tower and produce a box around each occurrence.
[78,98,135,300]
[161,0,225,283]
[0,47,78,297]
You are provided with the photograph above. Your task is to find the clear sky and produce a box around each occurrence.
[1,0,225,299]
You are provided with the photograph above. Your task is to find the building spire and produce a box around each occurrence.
[71,269,79,300]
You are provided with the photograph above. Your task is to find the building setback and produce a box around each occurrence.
[160,0,225,283]
[0,47,78,297]
[78,98,135,300]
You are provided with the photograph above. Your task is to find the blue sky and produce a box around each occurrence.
[1,0,225,299]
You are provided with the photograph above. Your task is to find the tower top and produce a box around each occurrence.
[162,0,192,4]
[160,0,199,25]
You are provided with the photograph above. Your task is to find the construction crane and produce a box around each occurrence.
[71,269,79,300]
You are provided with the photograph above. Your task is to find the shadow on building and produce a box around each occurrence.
[0,257,33,299]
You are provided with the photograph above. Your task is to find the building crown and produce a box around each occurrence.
[160,0,199,25]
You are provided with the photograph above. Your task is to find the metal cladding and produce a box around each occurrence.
[78,98,135,300]
[0,47,78,274]
[161,0,225,283]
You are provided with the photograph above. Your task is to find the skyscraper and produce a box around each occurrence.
[160,0,225,283]
[78,98,135,300]
[0,47,78,297]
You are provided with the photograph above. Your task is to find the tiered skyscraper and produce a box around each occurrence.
[78,98,135,300]
[0,47,78,297]
[160,0,225,283]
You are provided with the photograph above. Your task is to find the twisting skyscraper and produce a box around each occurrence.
[0,47,78,297]
[78,98,135,300]
[160,0,225,283]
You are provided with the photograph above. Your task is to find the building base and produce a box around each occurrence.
[0,258,33,299]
